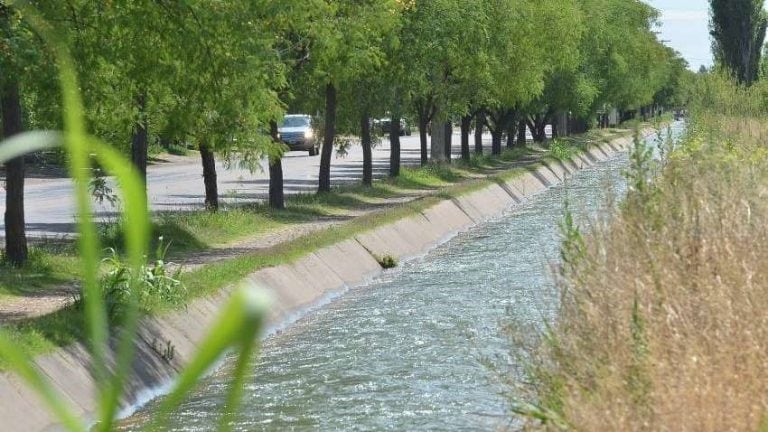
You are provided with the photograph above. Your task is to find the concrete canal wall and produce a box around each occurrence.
[0,131,649,431]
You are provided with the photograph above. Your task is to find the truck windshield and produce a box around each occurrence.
[282,117,310,128]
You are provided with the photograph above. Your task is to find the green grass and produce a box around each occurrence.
[375,254,398,269]
[163,207,307,246]
[100,205,323,258]
[95,163,473,261]
[148,142,192,160]
[393,164,465,187]
[165,143,190,156]
[0,246,81,297]
[171,195,445,306]
[500,147,536,162]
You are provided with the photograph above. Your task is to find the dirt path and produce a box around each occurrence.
[0,192,430,323]
[0,284,79,322]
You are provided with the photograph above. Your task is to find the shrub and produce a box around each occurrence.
[100,238,185,318]
[548,139,575,161]
[376,254,398,269]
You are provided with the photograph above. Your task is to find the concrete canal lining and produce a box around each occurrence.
[0,129,655,431]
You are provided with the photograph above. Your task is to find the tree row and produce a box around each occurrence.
[0,0,689,265]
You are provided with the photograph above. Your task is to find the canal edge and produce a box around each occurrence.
[0,127,660,431]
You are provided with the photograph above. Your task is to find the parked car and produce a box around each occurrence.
[278,114,319,156]
[375,118,412,136]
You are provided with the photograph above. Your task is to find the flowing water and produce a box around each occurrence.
[122,126,681,431]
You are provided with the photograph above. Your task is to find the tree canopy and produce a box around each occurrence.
[1,0,686,264]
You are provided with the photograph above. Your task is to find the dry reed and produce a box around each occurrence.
[518,113,768,431]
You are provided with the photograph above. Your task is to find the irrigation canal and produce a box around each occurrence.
[120,124,683,431]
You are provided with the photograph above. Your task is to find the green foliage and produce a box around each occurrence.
[624,130,658,213]
[549,140,576,161]
[653,49,697,109]
[0,246,80,296]
[0,0,688,426]
[164,142,189,156]
[89,169,119,208]
[710,0,768,85]
[493,0,583,114]
[375,254,398,269]
[688,71,768,116]
[558,202,585,273]
[0,4,269,432]
[23,0,291,169]
[99,239,185,318]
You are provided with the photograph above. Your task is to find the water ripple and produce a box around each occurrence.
[122,130,683,431]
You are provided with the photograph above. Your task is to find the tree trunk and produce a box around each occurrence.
[319,82,336,193]
[506,121,517,149]
[430,109,449,163]
[474,111,485,154]
[527,115,548,143]
[418,119,428,166]
[488,108,513,155]
[443,120,452,164]
[389,114,401,177]
[491,130,503,155]
[516,119,527,146]
[131,92,149,184]
[570,117,589,134]
[199,142,218,211]
[460,115,472,161]
[361,111,372,186]
[268,120,284,209]
[2,75,27,266]
[418,111,430,166]
[553,111,568,138]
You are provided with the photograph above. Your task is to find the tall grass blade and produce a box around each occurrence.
[152,287,269,431]
[88,138,149,430]
[6,3,139,427]
[0,130,61,162]
[218,317,261,432]
[5,4,268,431]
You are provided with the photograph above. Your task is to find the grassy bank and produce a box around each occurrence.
[516,83,768,430]
[1,127,632,366]
[0,246,80,297]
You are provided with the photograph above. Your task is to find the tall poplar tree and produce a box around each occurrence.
[710,0,768,85]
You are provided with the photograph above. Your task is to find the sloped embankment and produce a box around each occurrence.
[0,130,654,431]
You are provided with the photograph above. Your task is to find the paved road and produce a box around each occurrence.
[1,132,508,240]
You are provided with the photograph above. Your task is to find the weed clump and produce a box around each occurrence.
[99,238,185,318]
[376,254,398,269]
[548,140,576,160]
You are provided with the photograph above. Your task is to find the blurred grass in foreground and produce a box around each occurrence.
[0,5,268,432]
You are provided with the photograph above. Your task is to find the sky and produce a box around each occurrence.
[646,0,712,70]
